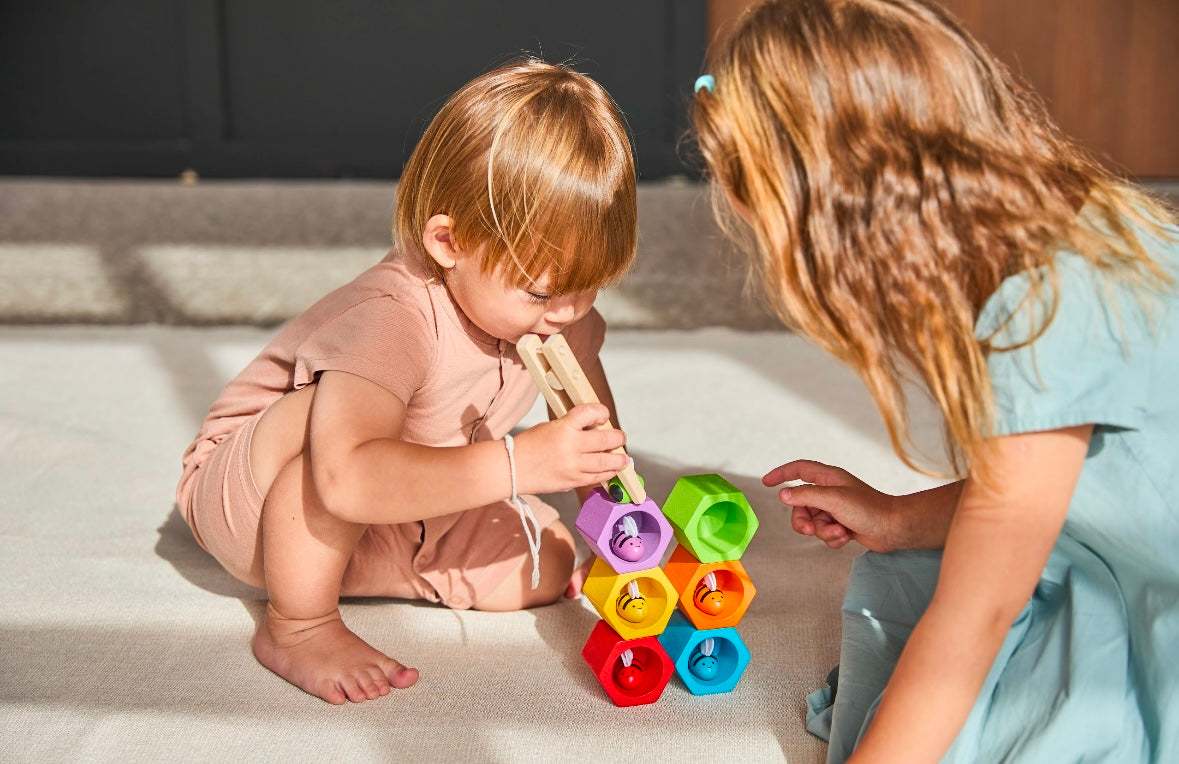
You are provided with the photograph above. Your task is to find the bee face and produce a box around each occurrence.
[693,582,726,615]
[610,530,645,562]
[616,590,647,623]
[689,652,720,681]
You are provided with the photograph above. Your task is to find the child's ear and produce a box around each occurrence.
[422,214,459,269]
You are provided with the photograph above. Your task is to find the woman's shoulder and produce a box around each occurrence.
[978,211,1179,344]
[978,225,1179,435]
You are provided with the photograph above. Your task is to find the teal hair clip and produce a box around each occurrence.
[694,74,715,94]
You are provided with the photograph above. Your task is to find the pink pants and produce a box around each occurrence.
[177,412,560,610]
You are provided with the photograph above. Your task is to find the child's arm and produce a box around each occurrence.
[849,424,1092,763]
[765,460,964,551]
[517,333,644,502]
[305,369,630,525]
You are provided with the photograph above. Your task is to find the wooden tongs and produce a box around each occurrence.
[516,333,646,504]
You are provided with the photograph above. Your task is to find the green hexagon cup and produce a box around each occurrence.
[662,474,759,563]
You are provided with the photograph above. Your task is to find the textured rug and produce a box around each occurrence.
[0,324,943,763]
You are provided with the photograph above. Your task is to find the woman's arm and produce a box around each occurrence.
[307,370,630,525]
[766,461,963,551]
[848,424,1092,763]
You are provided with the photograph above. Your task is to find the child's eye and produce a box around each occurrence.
[525,291,551,305]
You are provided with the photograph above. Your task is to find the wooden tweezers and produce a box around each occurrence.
[516,333,646,504]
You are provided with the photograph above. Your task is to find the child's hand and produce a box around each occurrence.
[763,460,896,552]
[513,403,630,496]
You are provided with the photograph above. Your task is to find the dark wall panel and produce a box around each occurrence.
[0,0,706,179]
[0,2,188,142]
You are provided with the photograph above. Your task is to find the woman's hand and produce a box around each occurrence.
[765,460,965,552]
[513,403,629,496]
[763,460,898,552]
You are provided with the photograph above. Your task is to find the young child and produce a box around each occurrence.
[176,59,638,705]
[692,1,1178,761]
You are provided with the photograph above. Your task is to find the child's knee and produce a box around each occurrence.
[517,522,576,607]
[537,522,576,588]
[474,521,576,611]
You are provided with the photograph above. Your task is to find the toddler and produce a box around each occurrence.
[177,58,637,704]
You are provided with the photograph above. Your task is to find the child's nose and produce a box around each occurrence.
[548,291,596,325]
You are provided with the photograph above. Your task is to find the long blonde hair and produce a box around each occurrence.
[692,0,1174,476]
[396,58,637,293]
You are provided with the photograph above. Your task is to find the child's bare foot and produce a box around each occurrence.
[253,604,419,704]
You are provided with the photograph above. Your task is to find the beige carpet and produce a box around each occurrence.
[0,324,944,763]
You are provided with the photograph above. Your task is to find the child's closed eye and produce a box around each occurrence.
[525,291,551,304]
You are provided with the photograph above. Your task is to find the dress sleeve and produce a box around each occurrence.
[292,295,436,406]
[977,256,1153,436]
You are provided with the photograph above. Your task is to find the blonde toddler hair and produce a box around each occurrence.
[395,58,637,294]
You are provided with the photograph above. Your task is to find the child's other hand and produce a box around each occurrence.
[514,403,629,495]
[763,460,896,552]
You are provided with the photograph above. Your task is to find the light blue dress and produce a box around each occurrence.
[805,218,1179,763]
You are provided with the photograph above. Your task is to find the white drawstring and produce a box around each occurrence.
[503,434,542,589]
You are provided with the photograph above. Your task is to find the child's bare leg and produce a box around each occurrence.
[252,451,420,703]
[473,520,577,612]
[566,555,594,599]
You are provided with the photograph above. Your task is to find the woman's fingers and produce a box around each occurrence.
[791,505,818,535]
[778,482,840,515]
[763,459,846,488]
[811,510,852,547]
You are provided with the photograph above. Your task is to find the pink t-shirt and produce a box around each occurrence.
[177,249,606,507]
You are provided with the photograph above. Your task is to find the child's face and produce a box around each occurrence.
[446,255,597,344]
[423,215,598,343]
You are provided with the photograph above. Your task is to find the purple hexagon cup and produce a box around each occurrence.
[575,487,673,574]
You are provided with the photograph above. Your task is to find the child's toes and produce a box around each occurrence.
[356,673,383,700]
[319,680,347,705]
[378,657,407,681]
[339,675,369,703]
[386,663,419,689]
[366,667,392,696]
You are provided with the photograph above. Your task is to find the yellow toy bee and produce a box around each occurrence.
[616,580,647,623]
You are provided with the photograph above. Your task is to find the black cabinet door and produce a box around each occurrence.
[0,0,705,179]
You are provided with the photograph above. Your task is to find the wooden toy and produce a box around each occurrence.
[694,573,725,615]
[524,352,761,703]
[582,557,677,640]
[582,620,674,707]
[662,474,759,563]
[606,475,639,504]
[688,637,720,680]
[614,649,644,689]
[658,611,751,696]
[516,333,645,503]
[610,515,645,562]
[663,545,757,630]
[575,487,673,575]
[616,580,647,623]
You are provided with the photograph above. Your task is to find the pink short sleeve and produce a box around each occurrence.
[293,295,436,406]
